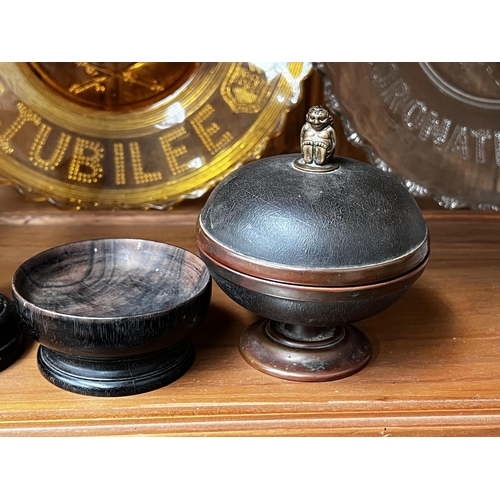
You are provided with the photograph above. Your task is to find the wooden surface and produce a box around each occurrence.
[1,71,500,436]
[1,183,500,436]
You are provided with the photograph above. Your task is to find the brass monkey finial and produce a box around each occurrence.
[300,105,336,166]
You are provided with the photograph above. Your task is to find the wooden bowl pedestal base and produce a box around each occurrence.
[239,320,371,381]
[37,340,194,397]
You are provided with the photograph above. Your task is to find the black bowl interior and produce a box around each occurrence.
[13,239,209,319]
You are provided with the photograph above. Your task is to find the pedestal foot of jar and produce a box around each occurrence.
[239,319,371,381]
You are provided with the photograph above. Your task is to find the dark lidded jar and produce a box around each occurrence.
[197,105,429,381]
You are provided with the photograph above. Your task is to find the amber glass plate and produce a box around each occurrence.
[0,62,311,209]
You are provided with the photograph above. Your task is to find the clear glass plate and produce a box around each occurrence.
[318,62,500,210]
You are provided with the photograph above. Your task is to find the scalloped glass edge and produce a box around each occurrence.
[316,63,499,211]
[1,62,312,211]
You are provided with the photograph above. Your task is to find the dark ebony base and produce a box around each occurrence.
[37,340,194,397]
[0,293,25,372]
[239,320,371,382]
[0,329,25,372]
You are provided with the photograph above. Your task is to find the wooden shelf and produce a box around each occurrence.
[1,185,500,436]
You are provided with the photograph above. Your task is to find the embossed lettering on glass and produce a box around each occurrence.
[318,62,500,209]
[0,62,312,209]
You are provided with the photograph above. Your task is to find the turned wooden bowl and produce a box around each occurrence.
[12,238,211,397]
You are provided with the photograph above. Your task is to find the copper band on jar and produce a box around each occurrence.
[199,248,429,303]
[197,218,429,287]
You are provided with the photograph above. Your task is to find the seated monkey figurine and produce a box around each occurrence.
[300,105,337,165]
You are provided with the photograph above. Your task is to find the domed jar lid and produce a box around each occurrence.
[198,105,429,288]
